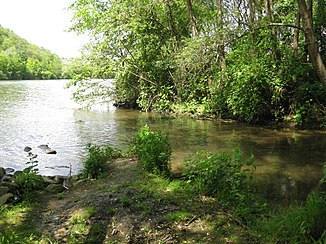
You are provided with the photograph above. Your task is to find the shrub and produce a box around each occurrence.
[132,125,171,177]
[81,144,121,179]
[15,152,45,199]
[183,149,254,199]
[257,193,326,243]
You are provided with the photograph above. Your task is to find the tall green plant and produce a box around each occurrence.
[183,149,255,202]
[81,144,121,179]
[132,125,171,177]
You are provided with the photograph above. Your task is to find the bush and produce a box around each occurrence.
[132,125,171,177]
[15,173,45,199]
[81,144,121,179]
[183,149,254,199]
[257,193,326,243]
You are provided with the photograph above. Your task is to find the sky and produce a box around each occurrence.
[0,0,88,59]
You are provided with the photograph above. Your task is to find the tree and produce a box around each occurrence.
[297,0,326,85]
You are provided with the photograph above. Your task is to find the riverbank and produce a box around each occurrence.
[0,157,250,243]
[1,155,325,243]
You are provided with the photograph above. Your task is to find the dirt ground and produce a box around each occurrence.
[23,158,246,243]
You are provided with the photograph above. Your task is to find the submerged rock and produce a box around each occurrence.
[38,145,57,154]
[24,146,32,152]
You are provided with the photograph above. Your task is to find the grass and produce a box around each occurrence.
[1,160,324,243]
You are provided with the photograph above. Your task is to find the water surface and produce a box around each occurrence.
[0,79,325,203]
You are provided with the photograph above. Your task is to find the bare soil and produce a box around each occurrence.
[25,158,246,243]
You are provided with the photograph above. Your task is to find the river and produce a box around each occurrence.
[0,79,325,204]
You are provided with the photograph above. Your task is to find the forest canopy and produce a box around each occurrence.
[68,0,326,126]
[0,25,63,80]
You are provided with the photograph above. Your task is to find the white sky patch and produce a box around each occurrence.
[0,0,88,58]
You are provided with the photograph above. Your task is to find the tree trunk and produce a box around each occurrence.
[185,0,198,38]
[293,11,300,56]
[216,0,225,64]
[164,0,178,39]
[297,0,326,85]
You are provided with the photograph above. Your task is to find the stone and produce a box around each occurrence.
[0,186,9,196]
[4,168,14,175]
[0,167,5,179]
[24,146,32,152]
[1,175,13,182]
[42,176,59,185]
[46,184,65,193]
[0,182,18,193]
[45,148,57,154]
[0,193,14,206]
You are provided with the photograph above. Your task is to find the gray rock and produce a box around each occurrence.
[1,175,13,182]
[0,193,14,206]
[45,148,57,154]
[0,186,9,196]
[24,146,32,152]
[5,168,14,175]
[38,145,57,154]
[46,184,65,193]
[0,182,18,193]
[42,176,59,185]
[38,144,49,149]
[0,167,5,179]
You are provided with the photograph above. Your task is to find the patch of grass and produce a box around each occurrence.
[107,207,118,215]
[136,202,151,216]
[119,196,133,207]
[163,211,194,223]
[255,193,326,243]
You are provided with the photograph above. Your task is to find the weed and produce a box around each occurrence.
[132,125,171,177]
[163,211,194,223]
[81,144,121,179]
[183,148,254,201]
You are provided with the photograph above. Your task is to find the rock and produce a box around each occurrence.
[63,177,73,189]
[0,193,14,206]
[38,144,49,149]
[38,145,57,154]
[54,176,66,184]
[0,182,18,194]
[42,176,59,185]
[5,168,15,175]
[45,148,57,154]
[46,184,65,193]
[0,167,5,179]
[24,146,32,152]
[0,186,9,196]
[1,175,13,182]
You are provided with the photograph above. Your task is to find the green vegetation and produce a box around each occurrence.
[68,0,326,126]
[0,126,324,243]
[132,125,171,177]
[0,25,64,80]
[81,144,121,179]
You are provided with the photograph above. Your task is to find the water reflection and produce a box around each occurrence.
[0,80,325,203]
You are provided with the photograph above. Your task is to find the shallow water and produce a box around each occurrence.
[0,79,325,203]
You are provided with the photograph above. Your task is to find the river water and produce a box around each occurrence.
[0,79,325,203]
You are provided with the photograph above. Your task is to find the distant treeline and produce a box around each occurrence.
[0,25,65,80]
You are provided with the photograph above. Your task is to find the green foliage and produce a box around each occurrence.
[132,125,171,177]
[256,193,326,243]
[0,25,63,80]
[81,144,121,179]
[14,152,45,199]
[68,0,326,126]
[183,149,254,199]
